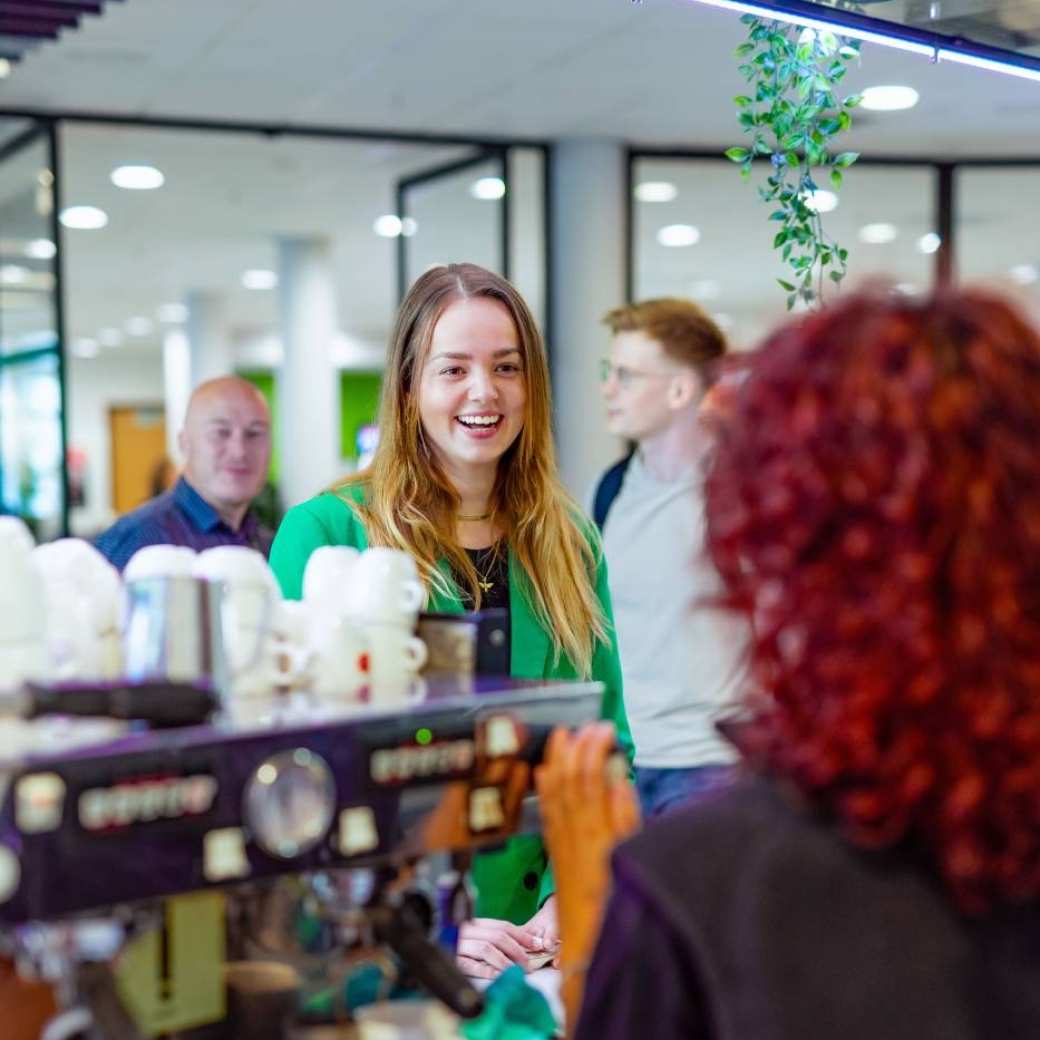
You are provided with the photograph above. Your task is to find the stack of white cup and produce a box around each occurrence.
[343,548,428,696]
[193,546,286,698]
[33,539,123,682]
[0,517,47,692]
[300,546,368,698]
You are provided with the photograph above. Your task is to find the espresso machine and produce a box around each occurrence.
[0,663,601,1037]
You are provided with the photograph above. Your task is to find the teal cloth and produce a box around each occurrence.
[461,966,558,1040]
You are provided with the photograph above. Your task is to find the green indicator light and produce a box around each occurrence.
[415,727,433,746]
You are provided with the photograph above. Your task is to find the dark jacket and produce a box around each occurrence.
[577,777,1040,1039]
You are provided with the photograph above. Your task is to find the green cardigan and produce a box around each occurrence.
[268,485,633,924]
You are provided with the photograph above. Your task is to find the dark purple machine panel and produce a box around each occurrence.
[0,676,601,923]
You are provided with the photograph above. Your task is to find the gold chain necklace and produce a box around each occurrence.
[458,512,491,522]
[471,544,500,593]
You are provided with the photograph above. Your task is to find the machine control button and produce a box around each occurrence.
[204,828,250,881]
[469,786,505,832]
[485,715,520,757]
[16,772,66,833]
[338,806,379,855]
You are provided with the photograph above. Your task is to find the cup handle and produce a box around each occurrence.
[405,636,428,671]
[399,580,425,615]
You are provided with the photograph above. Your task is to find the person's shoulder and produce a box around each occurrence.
[614,776,811,909]
[94,491,178,568]
[278,485,368,542]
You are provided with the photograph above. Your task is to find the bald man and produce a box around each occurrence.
[96,376,274,571]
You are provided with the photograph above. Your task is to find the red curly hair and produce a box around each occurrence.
[706,288,1040,913]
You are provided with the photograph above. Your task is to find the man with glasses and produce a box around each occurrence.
[592,298,746,818]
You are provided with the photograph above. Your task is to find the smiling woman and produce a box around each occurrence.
[268,262,633,978]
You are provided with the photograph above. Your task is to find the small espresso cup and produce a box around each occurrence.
[364,624,428,690]
[348,549,425,626]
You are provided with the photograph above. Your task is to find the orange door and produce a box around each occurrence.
[109,404,168,515]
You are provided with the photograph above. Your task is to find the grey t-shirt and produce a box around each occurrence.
[602,450,746,768]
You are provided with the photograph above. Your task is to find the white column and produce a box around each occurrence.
[277,237,340,508]
[186,290,233,387]
[162,327,191,464]
[549,139,626,502]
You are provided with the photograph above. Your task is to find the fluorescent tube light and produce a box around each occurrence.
[686,0,936,56]
[936,48,1040,83]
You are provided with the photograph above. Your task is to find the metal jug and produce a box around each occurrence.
[122,576,270,701]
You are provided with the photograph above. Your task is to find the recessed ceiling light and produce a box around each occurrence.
[157,302,188,323]
[98,327,123,347]
[657,224,701,247]
[24,239,56,260]
[804,189,838,213]
[125,316,154,337]
[373,214,403,238]
[858,222,898,244]
[72,338,98,358]
[917,232,942,254]
[242,269,278,291]
[110,165,165,190]
[860,85,920,111]
[0,265,30,285]
[689,279,722,300]
[470,177,506,201]
[1010,263,1039,285]
[400,217,418,237]
[59,206,108,230]
[635,181,678,203]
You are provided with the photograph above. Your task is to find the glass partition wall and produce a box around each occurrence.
[631,153,941,350]
[53,121,549,538]
[0,120,66,540]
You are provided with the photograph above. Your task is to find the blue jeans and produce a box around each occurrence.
[634,764,735,820]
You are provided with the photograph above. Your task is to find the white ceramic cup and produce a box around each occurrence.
[33,539,122,635]
[308,615,368,698]
[0,535,45,645]
[348,548,425,626]
[192,547,283,695]
[194,547,279,663]
[124,544,197,581]
[0,640,47,693]
[364,624,428,691]
[302,545,360,611]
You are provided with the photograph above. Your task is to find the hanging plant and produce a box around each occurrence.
[725,15,862,309]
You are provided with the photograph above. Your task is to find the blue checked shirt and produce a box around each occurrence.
[95,477,273,572]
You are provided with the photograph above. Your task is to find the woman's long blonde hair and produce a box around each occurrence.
[337,263,607,677]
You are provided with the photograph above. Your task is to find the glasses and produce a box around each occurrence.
[598,358,675,388]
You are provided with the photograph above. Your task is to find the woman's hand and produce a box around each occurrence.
[456,917,544,979]
[536,723,641,1022]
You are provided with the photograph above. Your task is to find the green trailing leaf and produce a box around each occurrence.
[727,13,859,309]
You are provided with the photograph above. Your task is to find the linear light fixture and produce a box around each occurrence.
[687,0,936,56]
[936,48,1040,83]
[685,0,1040,82]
